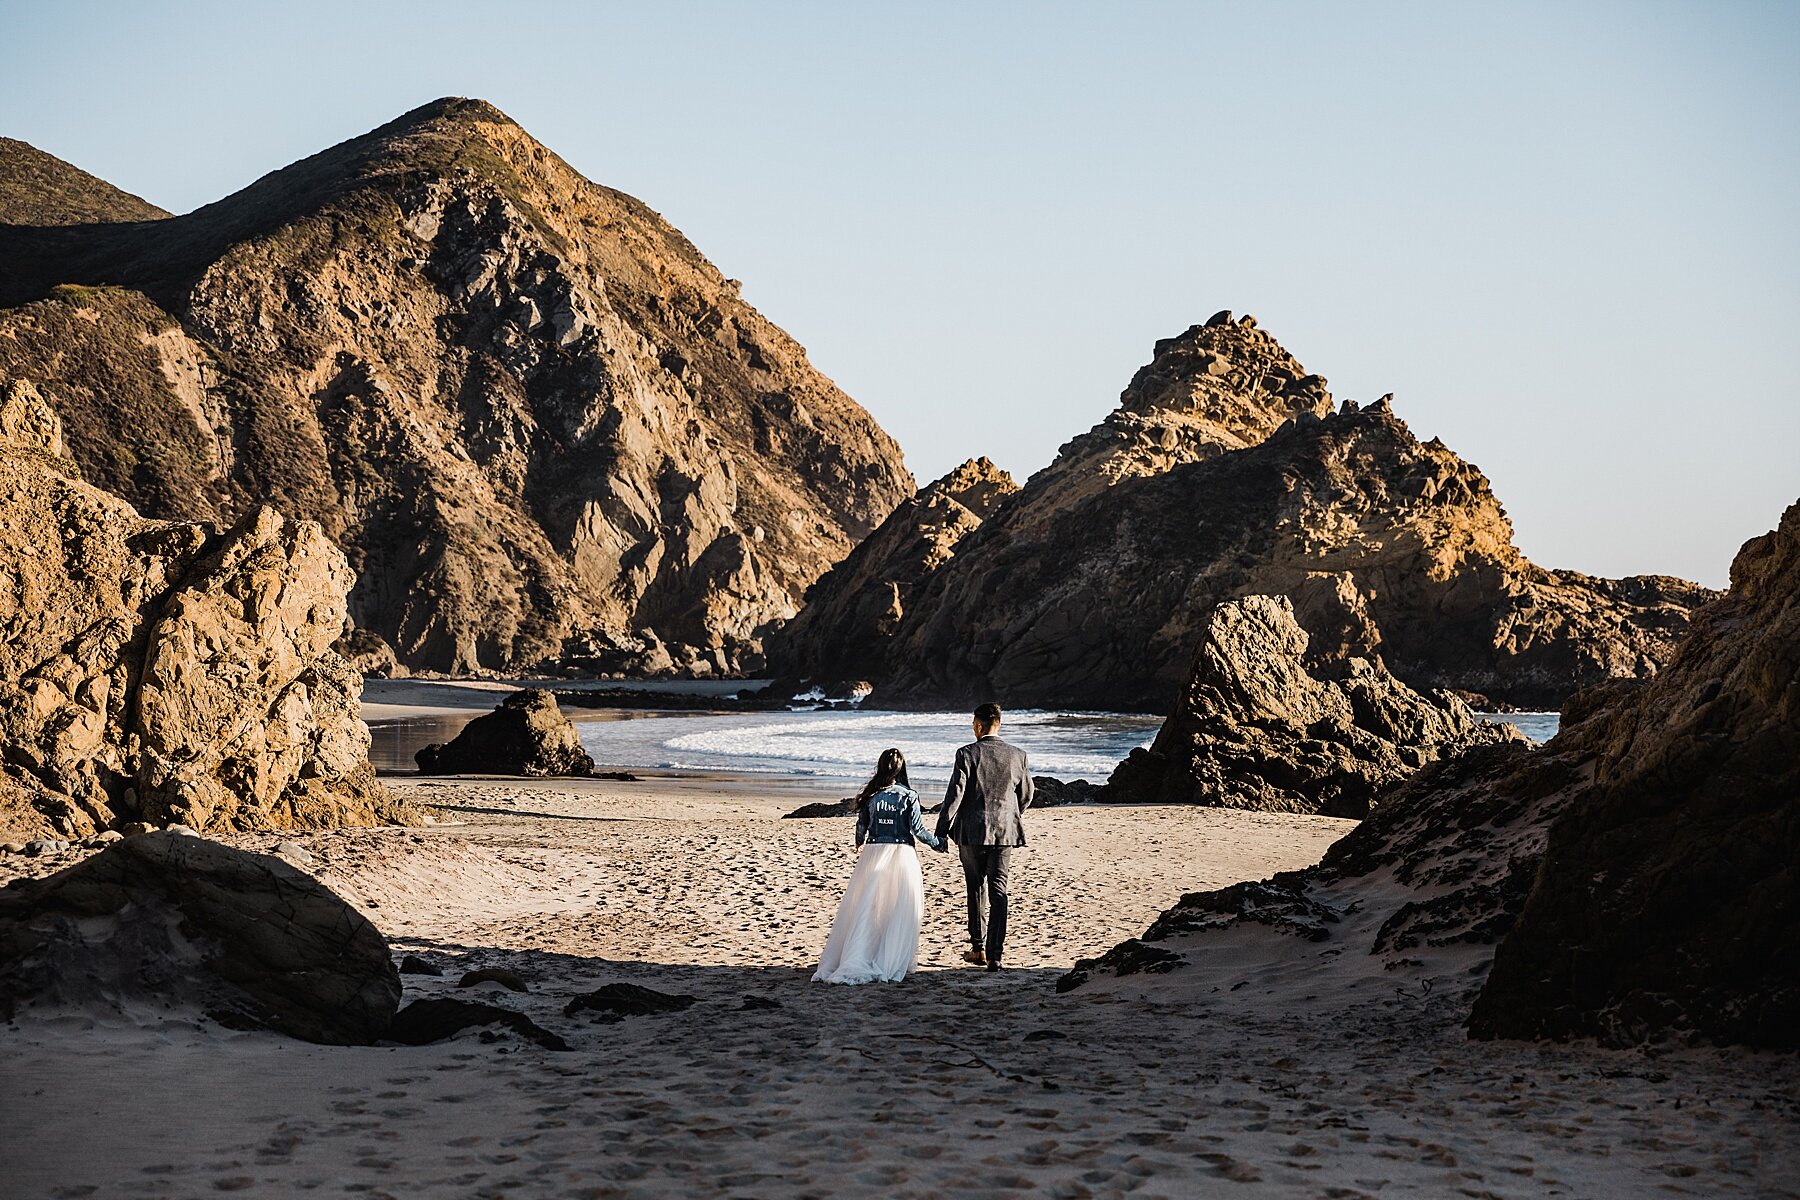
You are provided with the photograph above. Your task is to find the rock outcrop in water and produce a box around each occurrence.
[0,831,400,1044]
[1065,500,1799,1049]
[767,457,1017,684]
[775,317,1711,710]
[0,381,412,839]
[415,689,596,777]
[0,98,913,677]
[1105,595,1520,818]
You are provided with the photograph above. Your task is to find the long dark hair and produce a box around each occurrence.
[854,748,910,811]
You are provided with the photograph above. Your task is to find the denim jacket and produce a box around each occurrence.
[856,785,945,850]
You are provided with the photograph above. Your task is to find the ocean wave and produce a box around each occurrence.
[660,715,1145,778]
[580,708,1159,780]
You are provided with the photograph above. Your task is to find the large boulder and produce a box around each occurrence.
[1105,595,1519,817]
[0,831,400,1044]
[0,380,416,839]
[415,689,596,776]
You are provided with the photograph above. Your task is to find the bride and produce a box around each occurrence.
[812,748,946,985]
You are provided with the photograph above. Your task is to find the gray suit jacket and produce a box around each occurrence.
[936,735,1034,847]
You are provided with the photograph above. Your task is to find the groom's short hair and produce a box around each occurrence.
[973,703,1002,732]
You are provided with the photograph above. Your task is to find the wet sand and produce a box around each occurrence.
[358,677,757,724]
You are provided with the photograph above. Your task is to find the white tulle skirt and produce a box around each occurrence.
[812,843,926,985]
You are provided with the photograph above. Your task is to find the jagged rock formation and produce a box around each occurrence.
[1064,501,1798,1049]
[415,689,596,777]
[1017,312,1333,512]
[0,137,170,226]
[0,98,912,676]
[0,831,400,1044]
[776,317,1710,710]
[0,381,413,839]
[1469,500,1800,1048]
[1105,595,1520,817]
[767,457,1017,683]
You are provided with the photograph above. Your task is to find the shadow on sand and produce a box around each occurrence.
[384,940,1080,1067]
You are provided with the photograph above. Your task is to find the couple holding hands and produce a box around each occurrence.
[813,704,1034,985]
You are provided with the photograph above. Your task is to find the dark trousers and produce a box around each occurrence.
[958,844,1013,961]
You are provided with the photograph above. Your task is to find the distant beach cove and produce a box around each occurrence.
[362,680,1558,785]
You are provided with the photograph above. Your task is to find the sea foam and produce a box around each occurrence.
[583,709,1160,781]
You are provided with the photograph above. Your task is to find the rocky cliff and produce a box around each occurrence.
[1065,500,1798,1049]
[0,98,913,676]
[1468,500,1800,1048]
[777,314,1711,710]
[0,380,413,840]
[1105,594,1519,817]
[765,457,1017,684]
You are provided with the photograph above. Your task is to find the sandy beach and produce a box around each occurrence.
[4,11,1794,1197]
[3,753,1795,1199]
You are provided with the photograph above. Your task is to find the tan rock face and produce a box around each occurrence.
[777,317,1712,710]
[0,98,913,676]
[0,383,413,839]
[767,458,1018,683]
[0,379,68,458]
[929,456,1020,521]
[1025,313,1333,513]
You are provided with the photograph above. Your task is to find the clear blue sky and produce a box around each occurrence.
[5,1,1795,587]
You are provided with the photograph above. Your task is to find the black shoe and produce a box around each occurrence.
[986,959,1002,972]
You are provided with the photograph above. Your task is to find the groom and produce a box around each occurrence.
[936,703,1034,971]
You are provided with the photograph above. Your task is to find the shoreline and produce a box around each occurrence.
[358,676,765,723]
[359,680,1172,784]
[359,678,1558,786]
